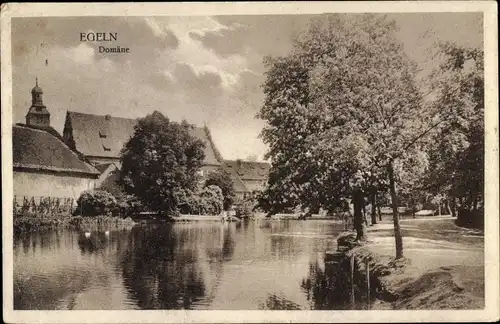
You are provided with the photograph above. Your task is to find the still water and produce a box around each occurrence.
[14,220,349,310]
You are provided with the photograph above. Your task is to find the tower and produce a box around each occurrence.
[26,78,50,127]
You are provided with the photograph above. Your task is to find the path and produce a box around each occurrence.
[360,216,484,309]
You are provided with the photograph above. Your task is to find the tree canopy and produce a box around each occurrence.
[423,42,484,227]
[257,14,484,258]
[120,111,205,216]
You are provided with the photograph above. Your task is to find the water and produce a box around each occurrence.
[13,219,350,310]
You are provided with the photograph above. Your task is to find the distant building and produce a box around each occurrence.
[62,111,223,177]
[223,159,271,200]
[94,162,121,188]
[13,81,99,200]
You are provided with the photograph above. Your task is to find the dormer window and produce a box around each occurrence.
[103,144,111,152]
[99,131,107,138]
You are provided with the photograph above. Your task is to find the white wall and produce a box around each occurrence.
[14,171,97,202]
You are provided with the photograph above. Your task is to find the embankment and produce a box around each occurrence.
[14,215,136,234]
[335,232,484,309]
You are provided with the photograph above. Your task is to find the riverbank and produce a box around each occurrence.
[13,215,136,234]
[134,213,341,222]
[132,214,242,223]
[336,216,484,309]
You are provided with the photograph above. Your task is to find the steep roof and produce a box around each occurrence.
[65,111,220,165]
[231,174,251,193]
[222,160,271,194]
[16,123,62,141]
[223,160,271,181]
[94,162,114,174]
[13,125,99,176]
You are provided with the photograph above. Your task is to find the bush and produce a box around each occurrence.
[204,168,236,210]
[456,208,484,229]
[99,182,143,216]
[200,185,224,215]
[176,186,224,216]
[235,197,255,218]
[76,190,117,216]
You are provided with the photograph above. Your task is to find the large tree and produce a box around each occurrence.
[423,42,484,227]
[259,14,438,258]
[120,111,205,216]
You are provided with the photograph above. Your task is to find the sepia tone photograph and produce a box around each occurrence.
[1,2,498,323]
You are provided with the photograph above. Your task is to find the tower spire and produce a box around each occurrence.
[26,78,50,127]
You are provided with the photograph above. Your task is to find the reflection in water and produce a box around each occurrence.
[121,225,219,309]
[301,258,350,310]
[259,294,302,310]
[78,233,110,254]
[14,220,345,310]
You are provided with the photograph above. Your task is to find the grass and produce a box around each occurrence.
[349,216,485,309]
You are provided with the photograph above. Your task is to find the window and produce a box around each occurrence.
[103,144,111,152]
[99,131,107,138]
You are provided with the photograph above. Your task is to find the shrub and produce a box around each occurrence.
[200,185,224,215]
[176,186,223,216]
[456,208,484,229]
[100,182,143,216]
[204,168,236,210]
[235,197,255,218]
[76,190,117,216]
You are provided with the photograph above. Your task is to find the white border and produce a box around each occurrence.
[2,2,498,323]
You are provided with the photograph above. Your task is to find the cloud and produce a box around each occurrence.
[143,18,180,49]
[65,43,95,64]
[149,17,248,86]
[11,14,483,162]
[173,62,223,92]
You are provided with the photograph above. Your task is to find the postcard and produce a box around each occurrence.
[1,2,498,323]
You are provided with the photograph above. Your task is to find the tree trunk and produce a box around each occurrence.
[370,191,377,225]
[411,197,416,219]
[438,203,441,216]
[450,197,456,217]
[388,161,403,259]
[445,200,452,215]
[352,189,367,241]
[362,199,369,226]
[377,205,382,221]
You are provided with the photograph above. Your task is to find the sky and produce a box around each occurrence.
[11,13,482,161]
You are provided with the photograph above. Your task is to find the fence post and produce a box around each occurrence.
[366,259,370,310]
[350,253,355,309]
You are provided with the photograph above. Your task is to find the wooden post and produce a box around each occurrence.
[350,253,355,309]
[366,259,371,310]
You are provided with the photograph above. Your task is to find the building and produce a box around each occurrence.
[94,162,121,188]
[62,111,222,177]
[15,81,269,204]
[25,78,51,127]
[223,159,271,200]
[13,81,99,201]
